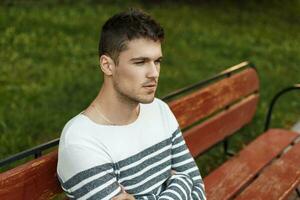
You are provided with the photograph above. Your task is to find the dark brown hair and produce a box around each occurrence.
[98,8,164,64]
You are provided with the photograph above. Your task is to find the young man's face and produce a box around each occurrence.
[112,38,162,104]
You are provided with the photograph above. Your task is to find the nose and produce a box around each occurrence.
[146,62,160,78]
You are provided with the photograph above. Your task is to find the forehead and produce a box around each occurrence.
[119,38,162,60]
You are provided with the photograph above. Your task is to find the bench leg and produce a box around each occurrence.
[296,188,300,197]
[223,139,235,157]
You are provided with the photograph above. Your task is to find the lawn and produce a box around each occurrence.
[0,0,299,174]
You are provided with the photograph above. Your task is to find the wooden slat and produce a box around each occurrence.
[204,129,300,200]
[169,68,259,129]
[0,150,62,200]
[184,94,259,157]
[235,141,300,200]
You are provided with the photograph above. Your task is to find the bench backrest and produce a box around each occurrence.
[0,62,259,199]
[0,150,62,199]
[169,63,259,157]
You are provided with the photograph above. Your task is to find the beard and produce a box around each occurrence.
[113,80,156,105]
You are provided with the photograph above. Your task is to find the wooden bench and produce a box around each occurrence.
[1,61,299,199]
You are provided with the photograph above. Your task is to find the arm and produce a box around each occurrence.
[57,143,123,200]
[157,128,206,200]
[157,101,206,200]
[170,128,206,200]
[114,128,205,200]
[158,170,194,200]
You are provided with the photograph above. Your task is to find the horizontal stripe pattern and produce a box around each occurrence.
[58,127,206,199]
[58,167,122,200]
[158,172,193,200]
[170,128,206,200]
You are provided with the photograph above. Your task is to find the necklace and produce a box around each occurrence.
[93,103,140,125]
[93,104,116,125]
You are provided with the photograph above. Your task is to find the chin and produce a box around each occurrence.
[137,95,155,104]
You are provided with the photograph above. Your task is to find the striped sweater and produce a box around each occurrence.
[57,98,206,200]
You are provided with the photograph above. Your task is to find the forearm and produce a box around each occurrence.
[170,158,206,200]
[157,172,192,200]
[171,128,206,199]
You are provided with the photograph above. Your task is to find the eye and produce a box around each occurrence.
[154,60,161,65]
[134,61,145,66]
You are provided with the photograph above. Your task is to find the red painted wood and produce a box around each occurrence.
[169,68,259,129]
[235,141,300,200]
[0,66,269,200]
[0,150,63,200]
[183,94,259,157]
[204,129,300,200]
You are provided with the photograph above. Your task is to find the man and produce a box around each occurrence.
[57,8,206,200]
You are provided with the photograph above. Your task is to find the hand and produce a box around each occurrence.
[171,170,177,175]
[112,193,135,200]
[112,185,136,200]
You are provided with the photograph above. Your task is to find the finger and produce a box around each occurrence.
[112,193,125,200]
[120,185,126,193]
[112,193,134,200]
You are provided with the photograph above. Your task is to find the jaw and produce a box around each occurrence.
[111,79,158,104]
[125,89,156,104]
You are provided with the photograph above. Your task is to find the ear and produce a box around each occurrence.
[99,55,115,76]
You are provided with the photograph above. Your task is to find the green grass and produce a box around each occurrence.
[0,1,300,174]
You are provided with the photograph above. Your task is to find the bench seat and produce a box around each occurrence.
[235,138,300,200]
[204,129,300,200]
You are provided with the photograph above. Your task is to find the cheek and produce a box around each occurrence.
[115,68,143,88]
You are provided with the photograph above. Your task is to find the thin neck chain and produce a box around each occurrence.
[93,103,140,126]
[93,104,116,125]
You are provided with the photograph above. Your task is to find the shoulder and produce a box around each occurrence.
[143,97,170,112]
[142,98,179,132]
[58,114,96,148]
[141,98,174,119]
[154,98,175,117]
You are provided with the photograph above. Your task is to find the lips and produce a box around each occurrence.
[143,83,157,92]
[144,84,156,87]
[143,82,157,87]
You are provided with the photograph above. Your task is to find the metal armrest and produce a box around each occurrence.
[264,84,300,131]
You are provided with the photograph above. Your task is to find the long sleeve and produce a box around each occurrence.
[157,171,193,200]
[156,100,206,200]
[57,143,122,200]
[169,128,206,200]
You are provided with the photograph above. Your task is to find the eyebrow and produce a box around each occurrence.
[130,56,163,62]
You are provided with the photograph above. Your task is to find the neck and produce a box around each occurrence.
[87,84,140,125]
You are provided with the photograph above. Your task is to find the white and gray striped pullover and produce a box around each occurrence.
[57,98,206,200]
